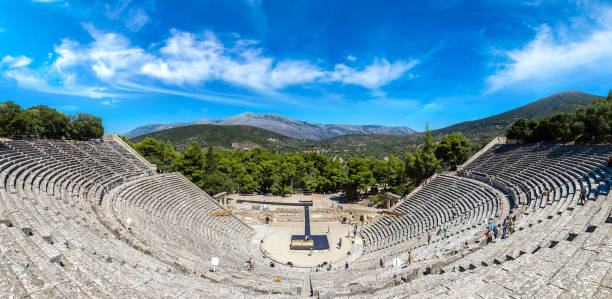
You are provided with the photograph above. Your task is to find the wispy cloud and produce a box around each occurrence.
[1,55,33,68]
[104,0,150,32]
[486,8,612,92]
[2,24,417,105]
[328,58,419,89]
[126,8,150,31]
[101,98,121,107]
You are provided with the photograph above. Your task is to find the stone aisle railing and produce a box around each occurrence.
[110,134,157,172]
[457,136,506,171]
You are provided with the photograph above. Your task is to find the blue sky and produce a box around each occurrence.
[1,0,611,134]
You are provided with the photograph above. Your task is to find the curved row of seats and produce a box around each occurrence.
[330,143,612,298]
[359,175,502,254]
[1,138,610,298]
[103,173,254,273]
[0,139,294,297]
[460,144,611,207]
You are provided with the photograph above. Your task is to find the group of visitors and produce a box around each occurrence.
[315,261,334,272]
[244,259,255,271]
[485,216,515,244]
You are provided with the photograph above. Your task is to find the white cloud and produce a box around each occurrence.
[2,25,417,102]
[101,98,121,107]
[328,58,419,89]
[3,67,117,98]
[1,55,33,68]
[347,55,356,61]
[126,8,150,31]
[140,29,413,91]
[486,10,612,92]
[140,30,325,90]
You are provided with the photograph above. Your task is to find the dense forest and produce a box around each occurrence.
[506,90,612,142]
[123,129,471,202]
[0,101,104,140]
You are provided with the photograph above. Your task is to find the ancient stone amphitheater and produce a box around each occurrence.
[0,135,610,298]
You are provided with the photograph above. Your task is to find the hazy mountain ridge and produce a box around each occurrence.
[127,90,603,159]
[125,112,416,139]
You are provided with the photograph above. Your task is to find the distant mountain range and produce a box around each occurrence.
[124,112,416,140]
[127,90,603,158]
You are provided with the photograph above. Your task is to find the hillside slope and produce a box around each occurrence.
[433,90,602,141]
[129,124,316,152]
[125,112,416,140]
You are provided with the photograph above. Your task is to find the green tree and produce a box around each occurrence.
[133,137,178,170]
[259,159,280,193]
[548,114,573,141]
[172,141,205,183]
[71,113,104,140]
[204,145,218,174]
[9,108,40,137]
[405,124,440,184]
[237,173,258,193]
[344,157,375,201]
[386,155,405,188]
[0,101,22,136]
[200,171,236,195]
[506,118,529,140]
[28,105,71,139]
[434,132,470,169]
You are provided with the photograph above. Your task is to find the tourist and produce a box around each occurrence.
[493,224,499,239]
[345,261,349,269]
[486,229,493,244]
[380,259,384,268]
[580,188,587,205]
[269,262,275,268]
[502,224,507,239]
[328,226,330,234]
[428,233,431,244]
[607,156,612,167]
[408,251,413,266]
[274,276,280,282]
[338,238,342,249]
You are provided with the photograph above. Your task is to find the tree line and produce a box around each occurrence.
[123,128,471,202]
[507,90,612,143]
[0,101,104,140]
